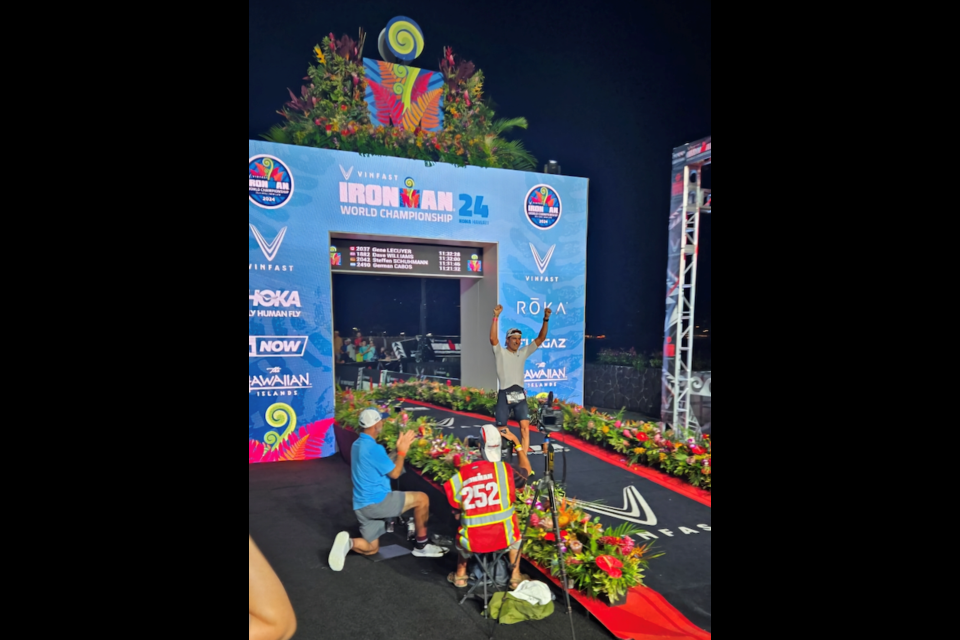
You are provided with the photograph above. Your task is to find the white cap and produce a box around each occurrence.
[359,408,384,429]
[480,424,502,462]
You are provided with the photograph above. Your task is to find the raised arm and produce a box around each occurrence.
[533,307,552,347]
[490,304,502,346]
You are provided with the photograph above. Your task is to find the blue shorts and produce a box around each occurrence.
[495,390,529,426]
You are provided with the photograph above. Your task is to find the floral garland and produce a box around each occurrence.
[335,385,662,600]
[262,30,537,171]
[351,378,711,490]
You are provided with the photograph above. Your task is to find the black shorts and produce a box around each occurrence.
[495,389,529,426]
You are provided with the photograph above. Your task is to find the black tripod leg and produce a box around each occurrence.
[545,479,577,640]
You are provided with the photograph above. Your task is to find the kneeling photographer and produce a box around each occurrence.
[445,425,533,589]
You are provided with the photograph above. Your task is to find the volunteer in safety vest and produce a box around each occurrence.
[444,425,528,589]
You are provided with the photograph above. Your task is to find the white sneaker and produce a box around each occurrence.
[411,542,447,558]
[329,531,350,571]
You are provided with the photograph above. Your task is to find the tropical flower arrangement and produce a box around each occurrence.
[349,378,712,490]
[335,385,661,600]
[513,486,660,602]
[262,29,537,171]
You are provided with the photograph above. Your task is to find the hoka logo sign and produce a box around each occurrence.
[249,290,301,308]
[338,182,454,211]
[249,336,308,357]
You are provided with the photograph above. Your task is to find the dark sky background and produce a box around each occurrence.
[250,0,711,355]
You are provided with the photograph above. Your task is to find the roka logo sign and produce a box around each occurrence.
[517,298,566,315]
[249,290,302,307]
[249,336,308,357]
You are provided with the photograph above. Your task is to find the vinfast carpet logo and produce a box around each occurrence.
[250,224,294,272]
[249,290,302,318]
[572,487,711,538]
[249,366,312,397]
[249,336,308,357]
[249,155,294,209]
[524,184,561,230]
[527,243,558,282]
[338,173,453,222]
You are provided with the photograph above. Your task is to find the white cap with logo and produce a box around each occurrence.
[480,424,502,462]
[358,408,384,429]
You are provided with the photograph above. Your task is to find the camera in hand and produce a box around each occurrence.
[538,392,563,432]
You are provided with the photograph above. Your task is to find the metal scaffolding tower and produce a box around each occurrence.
[665,161,710,437]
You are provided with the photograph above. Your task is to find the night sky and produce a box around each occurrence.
[249,0,711,354]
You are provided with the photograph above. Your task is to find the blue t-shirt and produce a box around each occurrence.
[351,433,395,510]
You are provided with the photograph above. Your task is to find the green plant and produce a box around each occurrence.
[262,33,536,171]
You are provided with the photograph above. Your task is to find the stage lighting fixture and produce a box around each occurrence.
[544,160,561,175]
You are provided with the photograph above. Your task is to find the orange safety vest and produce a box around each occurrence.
[444,460,519,554]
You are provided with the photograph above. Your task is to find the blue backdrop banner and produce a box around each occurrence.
[249,141,589,461]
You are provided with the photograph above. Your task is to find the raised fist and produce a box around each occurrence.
[493,304,503,317]
[543,307,552,320]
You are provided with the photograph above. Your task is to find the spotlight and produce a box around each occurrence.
[544,160,561,175]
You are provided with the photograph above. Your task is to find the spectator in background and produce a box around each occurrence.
[359,339,375,362]
[249,535,297,640]
[333,331,343,359]
[344,338,356,362]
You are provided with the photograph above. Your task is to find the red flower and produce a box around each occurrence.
[691,445,705,455]
[340,104,347,111]
[446,379,452,386]
[636,432,649,442]
[595,555,623,579]
[453,453,462,467]
[543,532,556,542]
[325,124,332,131]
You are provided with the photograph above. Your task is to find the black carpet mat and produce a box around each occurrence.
[390,403,712,633]
[251,455,627,640]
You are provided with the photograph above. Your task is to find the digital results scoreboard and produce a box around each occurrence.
[330,240,484,278]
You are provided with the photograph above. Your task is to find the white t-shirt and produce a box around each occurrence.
[492,342,538,390]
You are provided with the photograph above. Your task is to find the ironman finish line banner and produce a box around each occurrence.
[249,141,590,462]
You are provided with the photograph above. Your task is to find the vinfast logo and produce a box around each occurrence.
[249,367,312,397]
[249,224,294,272]
[572,486,712,539]
[249,336,308,357]
[249,290,302,318]
[516,298,566,315]
[527,243,558,282]
[339,165,354,180]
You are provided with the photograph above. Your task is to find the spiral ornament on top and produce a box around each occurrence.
[385,16,423,62]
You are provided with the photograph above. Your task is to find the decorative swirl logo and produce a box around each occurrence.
[404,177,415,188]
[386,16,424,62]
[262,403,297,451]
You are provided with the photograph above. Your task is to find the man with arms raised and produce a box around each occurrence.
[490,304,552,454]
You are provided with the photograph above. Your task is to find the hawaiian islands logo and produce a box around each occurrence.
[524,184,561,230]
[249,155,294,209]
[468,253,482,272]
[330,245,341,266]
